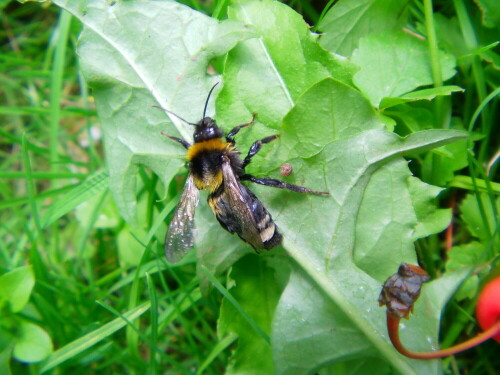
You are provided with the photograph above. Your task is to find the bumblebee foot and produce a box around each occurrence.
[226,113,257,143]
[242,134,279,169]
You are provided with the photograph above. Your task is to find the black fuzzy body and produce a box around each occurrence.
[186,118,282,250]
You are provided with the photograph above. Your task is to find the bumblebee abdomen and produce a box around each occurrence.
[255,210,282,249]
[208,184,282,250]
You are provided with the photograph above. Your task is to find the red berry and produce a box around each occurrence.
[476,277,500,343]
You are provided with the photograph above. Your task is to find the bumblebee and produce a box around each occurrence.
[162,83,328,263]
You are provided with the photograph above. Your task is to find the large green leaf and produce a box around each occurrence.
[217,0,357,134]
[272,264,468,375]
[266,126,467,374]
[52,1,470,374]
[204,74,466,373]
[278,78,386,160]
[318,0,410,56]
[53,0,257,222]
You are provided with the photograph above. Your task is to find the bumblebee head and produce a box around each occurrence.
[156,83,223,143]
[192,83,223,142]
[193,117,223,142]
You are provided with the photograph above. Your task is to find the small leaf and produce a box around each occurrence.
[460,193,499,242]
[380,86,464,109]
[352,30,456,107]
[12,322,53,363]
[474,0,500,28]
[387,104,435,133]
[446,242,486,300]
[447,242,486,271]
[421,139,468,186]
[408,177,451,240]
[0,266,34,314]
[433,14,469,60]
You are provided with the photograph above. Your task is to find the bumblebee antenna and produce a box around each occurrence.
[153,105,197,126]
[203,82,219,118]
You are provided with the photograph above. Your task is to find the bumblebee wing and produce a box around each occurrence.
[220,156,264,249]
[165,174,199,263]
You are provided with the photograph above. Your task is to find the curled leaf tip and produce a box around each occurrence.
[378,263,430,319]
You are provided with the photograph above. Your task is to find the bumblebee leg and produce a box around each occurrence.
[240,174,329,195]
[242,135,279,169]
[161,132,190,149]
[226,113,256,143]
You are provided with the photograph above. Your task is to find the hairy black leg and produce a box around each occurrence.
[242,135,279,169]
[240,174,329,195]
[226,113,257,143]
[161,132,190,149]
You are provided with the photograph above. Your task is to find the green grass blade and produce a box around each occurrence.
[96,300,166,360]
[449,175,500,194]
[40,169,109,228]
[143,198,177,245]
[0,184,76,210]
[0,171,87,179]
[467,86,500,133]
[201,265,270,345]
[196,332,237,375]
[21,134,42,232]
[49,9,72,170]
[423,0,442,88]
[146,273,158,375]
[212,0,230,19]
[40,302,151,373]
[126,240,150,360]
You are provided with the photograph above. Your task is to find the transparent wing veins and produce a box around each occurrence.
[164,174,199,263]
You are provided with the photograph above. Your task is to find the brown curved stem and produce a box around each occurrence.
[387,314,500,359]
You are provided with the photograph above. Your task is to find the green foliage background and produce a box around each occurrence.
[0,0,498,374]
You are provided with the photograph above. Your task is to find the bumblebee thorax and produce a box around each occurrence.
[186,138,231,161]
[187,138,235,192]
